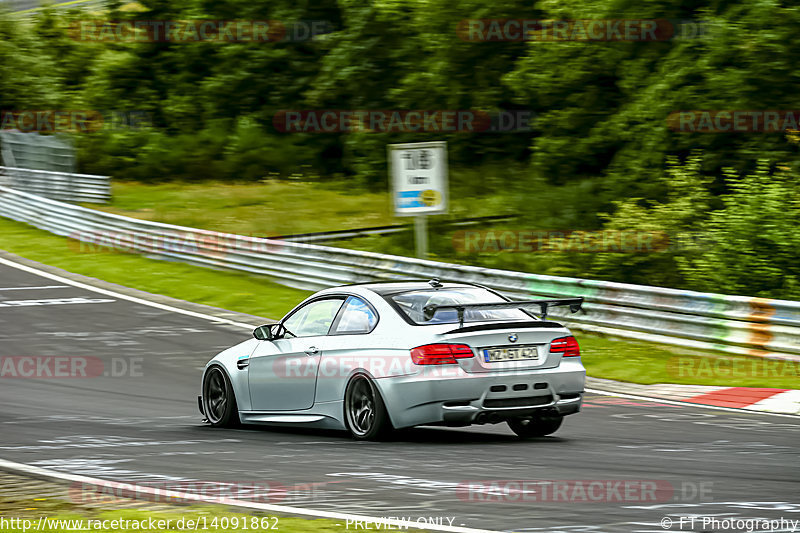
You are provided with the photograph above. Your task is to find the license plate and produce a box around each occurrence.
[482,345,540,363]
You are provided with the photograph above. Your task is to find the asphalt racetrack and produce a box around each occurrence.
[0,256,797,533]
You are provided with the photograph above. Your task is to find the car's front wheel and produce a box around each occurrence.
[203,366,239,428]
[344,374,391,440]
[507,415,563,438]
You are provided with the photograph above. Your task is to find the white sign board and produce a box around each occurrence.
[389,141,448,216]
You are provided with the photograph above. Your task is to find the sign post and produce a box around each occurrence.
[414,215,428,259]
[388,141,448,259]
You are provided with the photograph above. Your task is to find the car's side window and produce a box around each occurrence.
[333,297,378,335]
[282,298,345,338]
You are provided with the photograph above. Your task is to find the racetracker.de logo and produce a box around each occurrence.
[0,356,142,378]
[1,110,151,133]
[666,357,799,380]
[453,230,671,254]
[272,355,464,379]
[457,19,681,42]
[67,20,334,43]
[68,20,286,42]
[272,110,534,133]
[67,230,285,258]
[69,480,299,505]
[267,354,547,379]
[273,110,494,133]
[667,110,800,132]
[457,480,683,503]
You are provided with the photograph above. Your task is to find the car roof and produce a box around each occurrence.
[343,280,484,296]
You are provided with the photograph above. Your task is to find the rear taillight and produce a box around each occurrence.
[549,336,580,357]
[410,344,474,365]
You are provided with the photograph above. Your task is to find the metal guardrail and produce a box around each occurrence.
[0,131,76,174]
[275,215,518,243]
[0,167,110,204]
[0,185,798,361]
[3,0,104,15]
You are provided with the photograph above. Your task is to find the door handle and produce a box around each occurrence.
[305,346,320,356]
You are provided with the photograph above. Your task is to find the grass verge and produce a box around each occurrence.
[94,180,514,237]
[0,217,311,319]
[579,335,797,389]
[0,216,796,389]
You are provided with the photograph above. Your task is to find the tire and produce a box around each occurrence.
[344,374,392,440]
[202,366,239,428]
[508,415,563,438]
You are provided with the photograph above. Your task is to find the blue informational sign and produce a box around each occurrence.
[397,190,424,209]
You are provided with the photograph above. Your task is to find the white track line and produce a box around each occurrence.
[585,388,800,419]
[0,285,68,291]
[0,256,255,330]
[0,459,501,533]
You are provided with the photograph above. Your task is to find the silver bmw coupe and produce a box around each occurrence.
[200,279,585,440]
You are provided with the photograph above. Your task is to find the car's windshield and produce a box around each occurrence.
[390,287,532,325]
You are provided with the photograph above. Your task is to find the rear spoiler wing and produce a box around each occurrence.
[423,297,584,328]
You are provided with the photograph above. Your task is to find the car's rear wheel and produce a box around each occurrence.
[344,374,391,440]
[508,415,563,438]
[203,366,239,428]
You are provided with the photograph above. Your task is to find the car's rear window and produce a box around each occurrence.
[390,287,531,325]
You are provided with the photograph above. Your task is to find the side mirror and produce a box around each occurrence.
[253,324,284,341]
[253,325,273,341]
